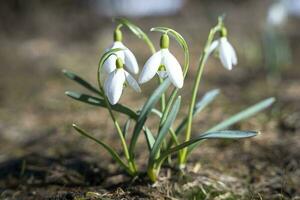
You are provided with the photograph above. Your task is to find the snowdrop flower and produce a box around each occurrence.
[208,29,237,70]
[104,57,141,105]
[267,1,288,26]
[103,29,139,74]
[267,0,300,27]
[139,34,184,88]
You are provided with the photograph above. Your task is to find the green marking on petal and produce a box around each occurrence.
[116,57,124,69]
[158,64,166,71]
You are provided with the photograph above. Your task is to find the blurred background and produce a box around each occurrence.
[0,0,300,199]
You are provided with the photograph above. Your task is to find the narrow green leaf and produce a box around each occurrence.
[157,130,258,164]
[63,69,102,96]
[115,18,156,53]
[187,97,275,153]
[175,89,220,135]
[72,124,130,173]
[143,127,156,150]
[65,91,138,120]
[129,79,171,155]
[149,96,181,165]
[208,97,275,132]
[151,108,163,118]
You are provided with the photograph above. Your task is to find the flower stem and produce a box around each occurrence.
[179,21,223,168]
[97,62,137,175]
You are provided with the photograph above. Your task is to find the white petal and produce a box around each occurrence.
[157,71,168,79]
[161,49,184,88]
[103,54,117,73]
[111,41,125,61]
[207,40,219,56]
[219,38,234,70]
[125,71,141,92]
[138,50,162,84]
[124,48,139,74]
[227,42,238,66]
[102,41,126,73]
[104,69,125,105]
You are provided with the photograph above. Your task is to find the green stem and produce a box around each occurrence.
[158,77,166,111]
[179,22,223,168]
[97,60,137,175]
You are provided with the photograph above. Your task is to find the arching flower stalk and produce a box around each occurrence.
[103,28,139,74]
[104,57,141,105]
[139,34,184,88]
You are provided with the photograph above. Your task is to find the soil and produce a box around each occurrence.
[0,0,300,199]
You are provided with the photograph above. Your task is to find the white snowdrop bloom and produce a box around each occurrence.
[103,29,139,74]
[138,34,184,88]
[208,36,237,70]
[267,1,288,26]
[267,0,300,27]
[104,58,141,105]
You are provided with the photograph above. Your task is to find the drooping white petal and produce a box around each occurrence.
[219,38,234,70]
[267,2,288,26]
[111,41,125,61]
[207,40,219,56]
[157,71,168,79]
[124,71,141,92]
[104,69,126,105]
[102,41,126,73]
[161,49,184,88]
[124,48,139,74]
[103,55,117,73]
[227,41,238,66]
[139,50,162,84]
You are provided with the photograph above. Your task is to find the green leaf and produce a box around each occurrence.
[151,108,163,118]
[175,89,220,135]
[129,79,171,155]
[63,69,102,96]
[115,18,156,53]
[72,124,130,173]
[65,91,138,120]
[187,97,275,153]
[143,127,156,151]
[208,97,275,132]
[157,130,258,164]
[149,96,181,165]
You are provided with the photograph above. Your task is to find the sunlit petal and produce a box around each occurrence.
[111,41,125,61]
[103,54,117,73]
[219,38,233,70]
[227,42,238,66]
[207,40,219,56]
[162,49,184,88]
[124,48,139,74]
[139,50,162,84]
[125,71,141,92]
[104,69,126,105]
